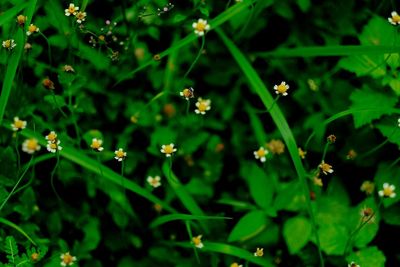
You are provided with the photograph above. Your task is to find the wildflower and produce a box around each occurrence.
[42,78,55,90]
[114,148,127,161]
[22,138,41,154]
[90,138,104,152]
[65,3,79,16]
[360,181,375,195]
[161,143,177,157]
[230,263,243,267]
[192,235,203,248]
[346,149,357,160]
[60,252,77,266]
[298,147,307,159]
[30,252,39,262]
[319,161,333,175]
[266,139,285,155]
[192,19,210,36]
[147,176,161,188]
[180,87,194,100]
[327,134,336,144]
[195,97,211,115]
[2,39,16,51]
[26,24,39,36]
[45,131,58,143]
[378,183,396,198]
[388,11,400,25]
[348,262,360,267]
[11,117,27,131]
[47,140,62,153]
[313,177,323,187]
[16,15,27,26]
[254,247,264,257]
[63,65,75,73]
[75,11,87,24]
[157,3,174,16]
[24,43,32,51]
[360,206,375,223]
[273,81,289,96]
[153,54,161,61]
[254,147,268,162]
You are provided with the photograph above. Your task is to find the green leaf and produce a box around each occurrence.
[283,216,312,254]
[80,218,101,253]
[0,2,29,27]
[228,210,268,242]
[4,236,18,264]
[382,204,400,225]
[246,163,274,210]
[43,95,66,108]
[349,88,397,128]
[375,121,400,146]
[318,224,347,255]
[346,246,386,267]
[150,214,231,228]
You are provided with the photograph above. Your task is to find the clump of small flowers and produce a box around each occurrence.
[273,81,289,96]
[2,39,16,51]
[254,146,268,162]
[161,143,177,157]
[266,139,285,155]
[26,24,39,36]
[147,176,161,188]
[11,117,27,131]
[254,247,264,257]
[298,147,307,159]
[157,3,174,16]
[348,262,360,267]
[60,252,77,266]
[192,19,210,36]
[191,235,203,248]
[22,138,41,154]
[42,78,55,90]
[114,148,127,161]
[360,180,375,195]
[319,161,333,175]
[360,206,375,223]
[65,3,79,17]
[388,11,400,25]
[45,131,57,142]
[47,140,62,153]
[195,97,211,115]
[75,11,87,24]
[378,183,396,198]
[16,15,27,27]
[180,87,194,100]
[90,138,104,152]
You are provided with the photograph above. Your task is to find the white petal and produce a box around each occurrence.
[390,185,396,190]
[192,22,197,28]
[378,190,384,196]
[261,157,266,162]
[383,183,389,188]
[166,154,171,157]
[195,110,200,114]
[391,11,398,16]
[391,192,396,198]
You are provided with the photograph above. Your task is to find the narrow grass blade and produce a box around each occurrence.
[256,45,400,58]
[245,103,267,144]
[217,28,324,267]
[169,241,274,267]
[0,2,29,26]
[150,214,231,228]
[0,217,36,246]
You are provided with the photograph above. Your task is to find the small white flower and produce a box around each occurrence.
[60,252,77,266]
[22,138,41,154]
[378,183,396,198]
[2,39,17,51]
[47,140,62,153]
[273,81,290,96]
[160,143,177,157]
[253,147,268,162]
[192,235,203,248]
[180,87,194,100]
[388,11,400,25]
[26,24,39,36]
[65,3,79,17]
[75,11,87,24]
[11,117,27,131]
[114,148,127,161]
[90,138,104,152]
[147,176,161,188]
[254,247,264,257]
[45,131,58,143]
[192,19,210,36]
[195,98,211,115]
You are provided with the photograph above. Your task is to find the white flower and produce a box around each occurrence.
[253,147,268,162]
[147,176,161,188]
[160,143,177,157]
[192,235,203,248]
[114,148,127,161]
[45,131,57,143]
[22,138,41,154]
[75,11,87,24]
[195,98,211,115]
[65,3,79,16]
[11,117,27,131]
[273,81,290,96]
[378,183,396,198]
[90,138,104,152]
[388,11,400,25]
[254,247,264,257]
[60,252,77,266]
[26,24,39,36]
[180,87,194,100]
[192,19,210,36]
[2,39,16,50]
[47,140,62,153]
[348,262,360,267]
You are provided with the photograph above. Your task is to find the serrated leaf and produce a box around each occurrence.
[4,236,18,264]
[246,163,274,210]
[283,216,312,254]
[346,246,386,267]
[349,88,397,128]
[228,210,268,242]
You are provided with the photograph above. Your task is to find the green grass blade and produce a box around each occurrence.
[169,241,274,267]
[0,0,37,126]
[0,217,36,246]
[0,2,29,26]
[217,28,325,267]
[150,214,231,228]
[115,0,255,85]
[245,103,267,144]
[256,45,400,58]
[3,125,177,214]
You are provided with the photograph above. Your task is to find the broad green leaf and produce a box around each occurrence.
[228,210,268,242]
[352,198,379,248]
[382,205,400,225]
[349,88,397,128]
[375,121,400,146]
[283,216,312,254]
[346,246,386,267]
[246,163,274,210]
[318,224,347,255]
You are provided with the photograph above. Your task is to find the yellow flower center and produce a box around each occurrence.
[4,40,11,48]
[31,253,39,261]
[192,236,202,246]
[183,89,193,98]
[68,6,76,14]
[27,139,38,150]
[98,35,105,41]
[150,179,159,186]
[255,248,264,256]
[14,120,24,128]
[50,143,57,149]
[256,149,266,157]
[383,187,393,196]
[116,150,125,158]
[91,140,101,149]
[163,145,174,154]
[62,254,73,264]
[393,14,400,23]
[17,15,26,25]
[76,12,85,20]
[47,133,56,141]
[198,101,208,112]
[277,84,287,93]
[196,22,206,32]
[28,24,37,32]
[231,263,240,267]
[320,163,332,172]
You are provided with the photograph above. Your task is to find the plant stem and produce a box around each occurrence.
[183,35,206,80]
[267,95,280,112]
[15,132,21,175]
[185,220,200,263]
[50,151,62,201]
[51,91,68,118]
[321,142,330,162]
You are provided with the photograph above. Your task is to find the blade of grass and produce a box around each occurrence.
[0,217,36,246]
[0,2,29,26]
[245,103,267,144]
[168,241,274,267]
[115,0,256,85]
[217,28,324,267]
[150,214,231,228]
[256,45,400,58]
[0,0,37,126]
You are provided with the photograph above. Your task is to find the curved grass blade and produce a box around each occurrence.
[216,28,324,267]
[150,214,231,228]
[168,241,274,267]
[0,217,36,246]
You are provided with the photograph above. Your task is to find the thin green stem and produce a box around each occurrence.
[50,91,68,118]
[0,155,33,213]
[321,142,330,162]
[97,154,104,178]
[50,151,62,201]
[38,32,52,65]
[183,35,206,80]
[185,220,200,263]
[186,100,191,115]
[267,95,280,112]
[121,160,126,200]
[15,132,21,175]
